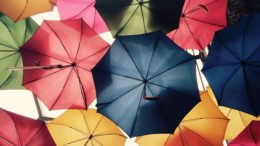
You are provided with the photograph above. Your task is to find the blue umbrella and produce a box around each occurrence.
[92,31,200,137]
[202,13,260,116]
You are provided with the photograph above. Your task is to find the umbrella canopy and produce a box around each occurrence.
[202,13,260,116]
[0,14,38,89]
[135,91,229,146]
[47,109,126,146]
[168,0,227,50]
[0,108,55,146]
[92,31,200,137]
[0,0,56,22]
[95,0,184,36]
[20,19,110,110]
[245,0,260,12]
[229,121,260,146]
[57,0,109,34]
[208,87,260,140]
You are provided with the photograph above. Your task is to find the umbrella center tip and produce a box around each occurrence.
[181,13,185,17]
[89,134,93,139]
[143,79,148,84]
[241,61,247,66]
[137,0,143,4]
[71,62,76,66]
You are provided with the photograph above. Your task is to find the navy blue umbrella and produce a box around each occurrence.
[92,31,200,137]
[202,13,260,116]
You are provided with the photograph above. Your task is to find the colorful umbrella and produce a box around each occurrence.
[0,108,55,146]
[208,87,260,140]
[95,0,184,36]
[92,31,200,137]
[136,91,229,146]
[229,121,260,146]
[202,13,260,116]
[47,109,126,146]
[19,19,110,110]
[0,0,56,22]
[168,0,227,50]
[57,0,109,34]
[0,14,38,89]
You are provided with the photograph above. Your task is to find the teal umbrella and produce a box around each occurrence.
[0,14,38,89]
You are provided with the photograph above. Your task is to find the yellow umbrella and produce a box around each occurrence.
[47,109,126,146]
[0,0,56,22]
[207,87,260,140]
[136,91,229,146]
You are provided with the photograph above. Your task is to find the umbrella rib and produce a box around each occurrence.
[94,69,142,82]
[92,116,104,135]
[5,112,23,146]
[163,134,172,146]
[92,137,104,146]
[23,47,71,64]
[183,18,204,49]
[147,57,194,81]
[145,31,161,79]
[146,85,172,130]
[0,42,17,50]
[70,2,95,19]
[183,0,191,14]
[180,125,212,145]
[22,68,66,85]
[0,52,18,61]
[74,67,88,108]
[22,19,29,44]
[185,0,216,15]
[248,124,258,145]
[218,66,241,105]
[93,132,126,138]
[92,10,97,29]
[62,137,87,146]
[0,54,21,88]
[238,112,247,127]
[185,16,226,27]
[182,117,228,122]
[246,45,260,61]
[147,82,198,100]
[25,123,45,146]
[0,23,19,48]
[115,5,140,36]
[44,21,73,62]
[97,83,143,107]
[74,19,83,63]
[178,126,190,146]
[15,0,28,22]
[129,86,145,136]
[76,45,110,64]
[0,136,16,146]
[48,123,87,134]
[79,110,91,134]
[118,37,145,79]
[140,6,147,33]
[49,69,73,109]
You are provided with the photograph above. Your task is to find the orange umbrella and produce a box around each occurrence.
[47,109,126,146]
[0,0,56,22]
[136,91,229,146]
[207,87,260,140]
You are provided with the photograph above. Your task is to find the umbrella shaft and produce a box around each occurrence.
[7,64,72,71]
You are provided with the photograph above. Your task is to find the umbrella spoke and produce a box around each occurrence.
[45,22,73,62]
[140,5,146,33]
[26,124,45,146]
[0,136,16,146]
[74,19,83,63]
[0,21,19,47]
[49,69,73,109]
[63,137,87,146]
[73,68,88,107]
[185,16,226,27]
[92,116,103,134]
[93,132,125,138]
[80,110,91,134]
[0,42,17,50]
[48,123,87,135]
[92,137,104,146]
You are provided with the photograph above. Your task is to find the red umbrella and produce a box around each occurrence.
[57,0,109,34]
[168,0,227,50]
[20,19,110,110]
[229,121,260,146]
[0,108,55,146]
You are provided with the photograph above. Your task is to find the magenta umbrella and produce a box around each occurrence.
[57,0,109,34]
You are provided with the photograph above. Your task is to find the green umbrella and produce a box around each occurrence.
[95,0,184,36]
[0,14,38,89]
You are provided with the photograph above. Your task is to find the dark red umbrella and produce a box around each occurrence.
[19,19,110,110]
[168,0,227,50]
[0,108,55,146]
[229,121,260,146]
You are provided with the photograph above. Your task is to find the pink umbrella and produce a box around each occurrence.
[57,0,109,34]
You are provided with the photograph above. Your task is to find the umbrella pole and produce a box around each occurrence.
[6,64,73,71]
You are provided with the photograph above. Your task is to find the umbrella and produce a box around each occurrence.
[229,121,260,146]
[19,19,110,110]
[208,87,260,140]
[168,0,227,50]
[245,0,260,12]
[92,31,200,137]
[0,0,56,22]
[136,91,229,146]
[202,13,260,116]
[47,109,126,146]
[0,14,38,89]
[0,108,55,146]
[95,0,185,36]
[57,0,109,34]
